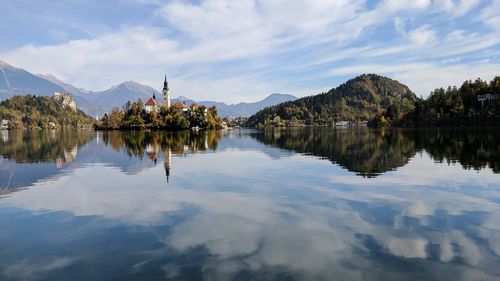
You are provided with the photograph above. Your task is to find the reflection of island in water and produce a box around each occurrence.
[251,127,500,177]
[99,130,222,182]
[0,130,222,193]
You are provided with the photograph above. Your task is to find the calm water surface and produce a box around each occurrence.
[0,128,499,281]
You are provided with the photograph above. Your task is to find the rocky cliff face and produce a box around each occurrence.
[52,92,77,111]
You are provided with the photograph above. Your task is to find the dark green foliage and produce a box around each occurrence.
[401,77,500,127]
[247,74,500,128]
[100,130,222,157]
[0,95,95,130]
[246,74,417,127]
[254,127,416,177]
[95,101,223,130]
[253,127,500,176]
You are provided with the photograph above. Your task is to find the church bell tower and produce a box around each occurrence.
[163,75,170,108]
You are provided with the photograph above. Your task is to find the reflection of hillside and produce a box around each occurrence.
[0,130,93,164]
[251,128,500,177]
[413,128,500,174]
[252,128,416,177]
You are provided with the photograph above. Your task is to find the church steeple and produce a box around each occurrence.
[163,75,168,90]
[162,75,170,108]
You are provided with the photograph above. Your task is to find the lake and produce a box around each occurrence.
[0,128,499,281]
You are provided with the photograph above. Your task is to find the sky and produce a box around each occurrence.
[0,0,499,103]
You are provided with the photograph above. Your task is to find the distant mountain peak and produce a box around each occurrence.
[263,93,297,100]
[122,80,141,86]
[36,73,91,96]
[37,73,65,85]
[268,93,289,97]
[111,80,156,93]
[0,59,18,70]
[176,95,190,101]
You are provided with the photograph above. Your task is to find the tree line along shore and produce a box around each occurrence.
[1,74,498,131]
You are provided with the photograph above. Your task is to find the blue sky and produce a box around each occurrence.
[1,0,499,103]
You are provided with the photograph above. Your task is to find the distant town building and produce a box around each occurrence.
[52,92,77,111]
[358,120,368,127]
[335,120,368,127]
[478,94,498,107]
[335,121,350,127]
[190,104,208,116]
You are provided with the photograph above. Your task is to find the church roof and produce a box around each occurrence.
[145,97,157,106]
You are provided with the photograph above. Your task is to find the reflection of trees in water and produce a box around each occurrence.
[413,128,500,174]
[252,127,500,177]
[100,130,222,157]
[2,128,497,178]
[0,130,93,165]
[100,130,222,182]
[253,128,415,177]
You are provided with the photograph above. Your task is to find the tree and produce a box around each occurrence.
[108,107,123,129]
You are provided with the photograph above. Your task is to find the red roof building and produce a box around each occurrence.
[145,97,157,106]
[145,95,158,113]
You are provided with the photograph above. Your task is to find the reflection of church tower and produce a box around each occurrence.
[164,148,172,182]
[163,75,170,108]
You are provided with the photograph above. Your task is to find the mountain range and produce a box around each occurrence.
[0,60,297,117]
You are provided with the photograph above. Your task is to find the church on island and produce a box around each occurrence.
[145,76,170,113]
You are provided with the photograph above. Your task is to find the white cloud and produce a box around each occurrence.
[394,17,407,35]
[481,0,500,31]
[408,24,437,45]
[380,0,431,11]
[386,237,428,258]
[435,0,481,16]
[0,0,498,101]
[2,147,500,279]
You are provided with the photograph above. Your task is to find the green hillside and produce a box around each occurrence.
[246,74,418,127]
[0,95,95,130]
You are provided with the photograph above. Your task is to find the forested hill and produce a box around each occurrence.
[401,76,500,127]
[0,95,95,130]
[246,74,418,127]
